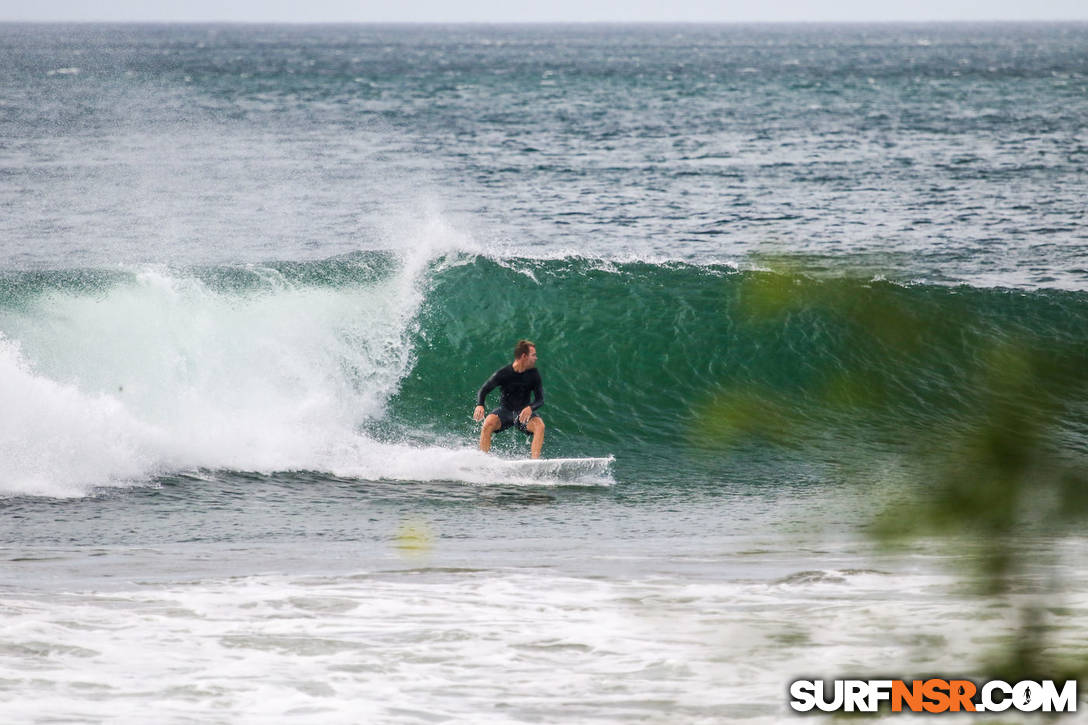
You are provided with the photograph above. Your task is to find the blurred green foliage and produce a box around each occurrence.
[697,260,1088,683]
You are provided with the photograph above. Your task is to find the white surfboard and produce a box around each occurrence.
[493,455,615,483]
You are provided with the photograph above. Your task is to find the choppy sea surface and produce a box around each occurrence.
[2,23,1087,722]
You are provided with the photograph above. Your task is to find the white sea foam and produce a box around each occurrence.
[2,547,1083,723]
[0,335,154,498]
[0,267,402,496]
[0,210,610,497]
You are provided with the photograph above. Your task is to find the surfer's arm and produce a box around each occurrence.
[476,369,502,407]
[528,376,544,412]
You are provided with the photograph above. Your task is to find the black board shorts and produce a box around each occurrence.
[491,406,540,435]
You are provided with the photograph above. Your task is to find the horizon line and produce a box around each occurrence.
[3,18,1088,26]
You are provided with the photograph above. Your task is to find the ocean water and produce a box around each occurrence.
[2,22,1088,723]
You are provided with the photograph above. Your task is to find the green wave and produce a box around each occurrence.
[2,255,1085,484]
[391,256,1088,475]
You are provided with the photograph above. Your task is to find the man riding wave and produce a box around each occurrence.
[472,339,545,459]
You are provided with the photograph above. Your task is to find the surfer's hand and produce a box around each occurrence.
[518,406,532,423]
[473,405,485,422]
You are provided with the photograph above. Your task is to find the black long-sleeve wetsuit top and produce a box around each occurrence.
[476,364,544,414]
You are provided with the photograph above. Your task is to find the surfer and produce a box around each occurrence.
[473,339,545,459]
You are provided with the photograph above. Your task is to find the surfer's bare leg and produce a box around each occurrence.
[479,414,501,453]
[526,417,545,459]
